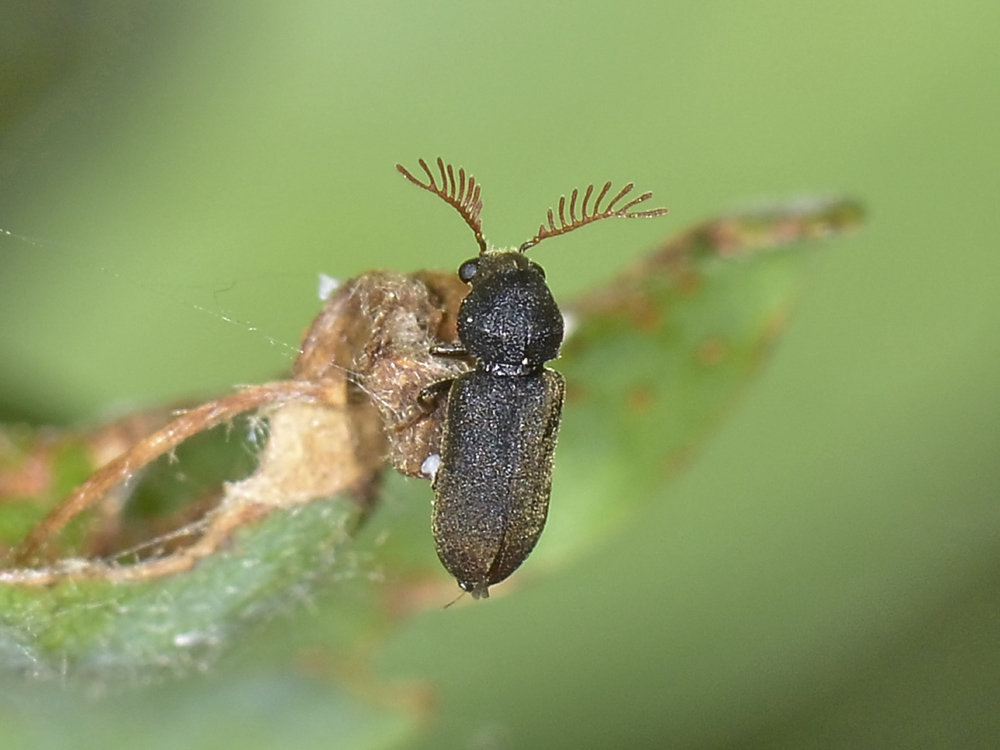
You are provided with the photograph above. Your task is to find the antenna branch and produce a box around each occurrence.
[397,158,487,254]
[521,181,667,251]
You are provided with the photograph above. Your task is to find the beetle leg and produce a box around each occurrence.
[429,343,469,358]
[395,377,454,432]
[417,377,455,409]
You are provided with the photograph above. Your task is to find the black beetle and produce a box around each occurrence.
[397,158,667,598]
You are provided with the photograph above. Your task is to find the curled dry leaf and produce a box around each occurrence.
[1,271,472,586]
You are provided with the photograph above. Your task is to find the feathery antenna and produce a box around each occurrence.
[520,181,668,251]
[397,158,487,254]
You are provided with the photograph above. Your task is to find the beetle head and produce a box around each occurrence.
[455,250,563,373]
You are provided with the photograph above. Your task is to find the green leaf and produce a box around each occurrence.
[540,197,864,565]
[0,196,862,748]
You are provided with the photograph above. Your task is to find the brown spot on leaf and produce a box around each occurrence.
[563,380,590,404]
[673,267,703,296]
[626,384,656,414]
[626,293,662,332]
[697,338,728,367]
[661,447,693,480]
[0,431,56,500]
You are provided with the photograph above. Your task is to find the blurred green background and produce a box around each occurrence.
[1,1,998,748]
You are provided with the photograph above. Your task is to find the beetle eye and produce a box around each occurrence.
[458,259,479,283]
[529,261,546,279]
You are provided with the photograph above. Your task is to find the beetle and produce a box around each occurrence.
[397,158,667,598]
